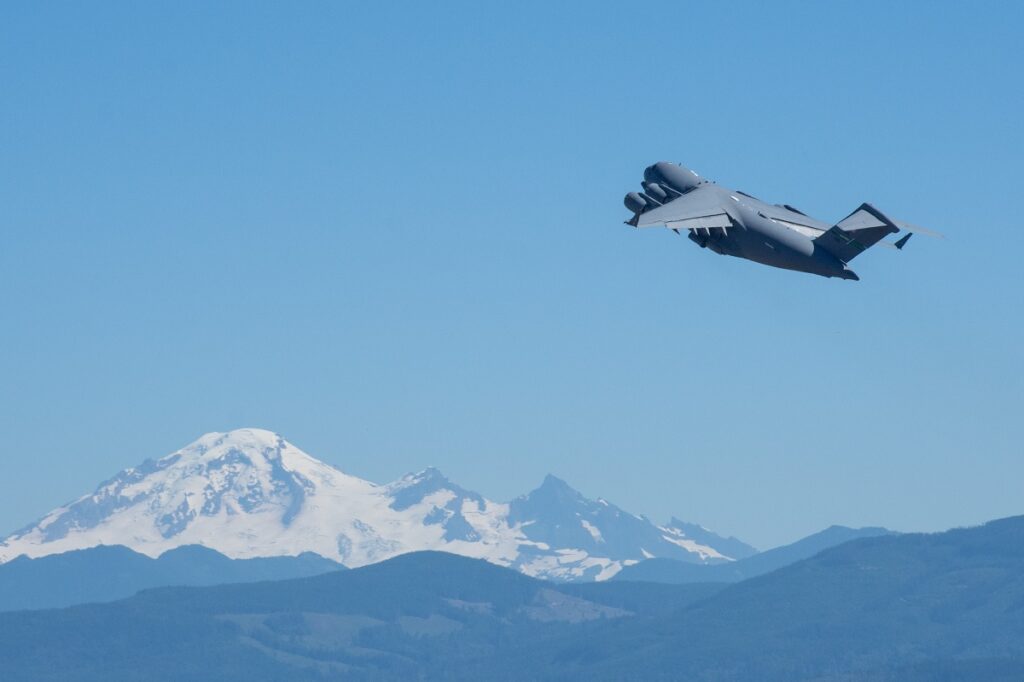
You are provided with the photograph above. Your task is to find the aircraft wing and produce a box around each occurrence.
[754,203,830,232]
[635,185,732,231]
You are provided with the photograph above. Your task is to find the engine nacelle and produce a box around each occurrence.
[624,192,648,214]
[643,162,702,194]
[641,182,669,203]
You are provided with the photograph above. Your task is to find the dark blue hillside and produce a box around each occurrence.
[0,544,343,611]
[132,551,545,618]
[2,518,1024,681]
[559,516,1024,680]
[0,550,719,681]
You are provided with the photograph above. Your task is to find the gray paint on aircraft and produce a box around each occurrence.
[624,162,939,281]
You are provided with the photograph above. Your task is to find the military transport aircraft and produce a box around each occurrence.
[624,162,940,280]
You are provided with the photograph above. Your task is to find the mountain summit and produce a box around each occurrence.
[0,429,746,581]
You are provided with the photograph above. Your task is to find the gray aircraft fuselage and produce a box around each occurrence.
[684,183,860,278]
[684,185,859,280]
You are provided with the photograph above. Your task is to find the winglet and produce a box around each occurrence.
[894,233,913,250]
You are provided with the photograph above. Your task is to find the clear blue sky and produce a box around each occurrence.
[1,1,1021,548]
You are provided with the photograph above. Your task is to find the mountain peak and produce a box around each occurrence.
[387,467,454,495]
[183,428,287,458]
[386,467,485,520]
[534,474,583,497]
[0,428,361,562]
[541,473,571,488]
[1,430,754,582]
[408,466,449,483]
[213,427,281,441]
[516,475,589,510]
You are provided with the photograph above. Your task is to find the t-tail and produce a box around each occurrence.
[814,203,900,264]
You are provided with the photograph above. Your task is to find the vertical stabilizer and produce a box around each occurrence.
[814,203,899,263]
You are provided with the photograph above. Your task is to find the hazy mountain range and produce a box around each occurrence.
[0,521,887,612]
[613,524,893,583]
[0,544,343,612]
[2,428,1019,680]
[2,516,1023,681]
[0,428,755,581]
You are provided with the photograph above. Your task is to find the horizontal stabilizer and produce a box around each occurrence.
[893,219,944,239]
[815,203,899,263]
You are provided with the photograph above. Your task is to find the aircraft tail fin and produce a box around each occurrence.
[814,203,899,263]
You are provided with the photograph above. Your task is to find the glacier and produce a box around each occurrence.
[0,428,753,581]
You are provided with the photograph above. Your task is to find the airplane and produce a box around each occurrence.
[624,162,940,281]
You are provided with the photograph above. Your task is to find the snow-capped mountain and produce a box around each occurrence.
[661,517,758,561]
[0,429,750,581]
[506,475,744,578]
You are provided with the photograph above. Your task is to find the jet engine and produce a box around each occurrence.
[641,182,669,203]
[643,162,701,194]
[623,192,649,214]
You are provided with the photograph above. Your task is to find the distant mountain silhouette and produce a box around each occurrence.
[2,517,1023,680]
[614,524,892,583]
[0,544,342,611]
[558,517,1024,680]
[0,550,720,680]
